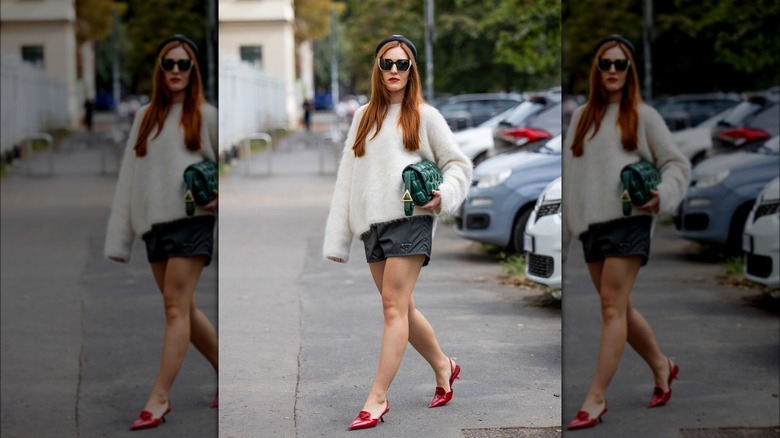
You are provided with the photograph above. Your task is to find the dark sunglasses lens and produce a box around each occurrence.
[598,59,629,72]
[161,59,192,71]
[379,59,392,71]
[397,60,411,71]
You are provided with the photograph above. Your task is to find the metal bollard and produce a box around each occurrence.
[243,133,273,176]
[24,133,55,176]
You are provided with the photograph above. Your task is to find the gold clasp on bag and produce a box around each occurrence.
[183,190,195,203]
[620,190,631,203]
[402,190,414,203]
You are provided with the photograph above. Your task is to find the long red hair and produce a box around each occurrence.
[133,41,204,157]
[570,41,642,157]
[352,41,424,158]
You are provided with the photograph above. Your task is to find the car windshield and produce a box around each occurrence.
[528,135,562,155]
[718,98,767,127]
[477,104,522,128]
[747,136,780,155]
[500,100,546,126]
[696,106,736,128]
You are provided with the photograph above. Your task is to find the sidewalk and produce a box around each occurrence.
[0,118,217,437]
[218,118,562,437]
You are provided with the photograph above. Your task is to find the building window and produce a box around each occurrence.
[240,46,262,70]
[21,46,44,69]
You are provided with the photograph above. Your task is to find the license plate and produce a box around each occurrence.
[524,234,534,253]
[742,234,753,253]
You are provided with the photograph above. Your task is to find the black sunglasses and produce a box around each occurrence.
[597,58,630,72]
[378,58,412,72]
[160,58,193,72]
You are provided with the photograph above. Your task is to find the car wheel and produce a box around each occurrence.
[726,202,754,254]
[472,151,488,166]
[510,206,533,254]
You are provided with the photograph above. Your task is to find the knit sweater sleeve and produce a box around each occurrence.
[641,104,691,215]
[104,107,145,262]
[423,105,473,215]
[322,108,361,263]
[203,103,219,159]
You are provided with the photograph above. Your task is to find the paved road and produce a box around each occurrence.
[218,125,562,437]
[1,117,217,437]
[562,222,780,437]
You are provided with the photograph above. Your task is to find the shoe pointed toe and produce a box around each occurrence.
[129,402,170,431]
[348,401,389,430]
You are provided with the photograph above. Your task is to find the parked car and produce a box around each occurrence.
[652,93,741,131]
[671,106,736,167]
[743,177,780,290]
[455,135,562,253]
[491,94,562,157]
[436,93,524,132]
[675,135,780,252]
[524,177,562,291]
[711,94,779,156]
[453,106,520,165]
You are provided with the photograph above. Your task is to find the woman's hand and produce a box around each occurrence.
[203,190,218,213]
[637,189,660,213]
[419,190,442,211]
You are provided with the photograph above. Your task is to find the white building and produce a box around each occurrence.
[219,0,314,129]
[0,0,80,128]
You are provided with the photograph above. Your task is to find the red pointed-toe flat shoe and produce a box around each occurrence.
[210,391,218,408]
[129,401,171,431]
[348,400,390,430]
[647,358,679,408]
[566,401,608,430]
[428,358,461,408]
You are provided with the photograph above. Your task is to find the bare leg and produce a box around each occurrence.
[152,262,218,372]
[586,262,672,393]
[360,255,426,418]
[369,262,453,391]
[578,256,642,417]
[142,256,205,417]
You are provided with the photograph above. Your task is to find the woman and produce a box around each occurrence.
[323,35,472,430]
[562,34,690,430]
[105,34,219,431]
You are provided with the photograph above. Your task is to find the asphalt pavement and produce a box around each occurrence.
[1,115,218,437]
[562,222,780,437]
[218,115,562,437]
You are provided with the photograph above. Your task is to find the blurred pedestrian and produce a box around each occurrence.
[84,98,95,132]
[562,34,690,430]
[104,34,219,431]
[323,35,472,430]
[303,98,313,132]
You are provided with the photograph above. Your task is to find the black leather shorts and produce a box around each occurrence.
[142,216,216,266]
[580,215,652,266]
[361,215,433,267]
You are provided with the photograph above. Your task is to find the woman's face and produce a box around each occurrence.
[379,46,411,97]
[161,46,192,95]
[598,45,629,97]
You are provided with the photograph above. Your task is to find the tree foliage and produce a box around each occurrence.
[563,0,779,97]
[331,0,561,97]
[294,0,345,44]
[75,0,126,44]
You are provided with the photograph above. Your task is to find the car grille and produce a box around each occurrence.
[754,201,779,222]
[527,254,554,278]
[746,253,773,278]
[535,201,561,222]
[683,213,709,230]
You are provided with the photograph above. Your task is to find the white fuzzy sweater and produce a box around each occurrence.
[323,103,472,262]
[562,102,690,240]
[104,102,218,262]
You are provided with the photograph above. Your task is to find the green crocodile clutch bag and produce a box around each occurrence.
[401,160,443,217]
[183,160,218,216]
[620,159,661,216]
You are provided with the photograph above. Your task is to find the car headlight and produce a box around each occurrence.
[695,169,730,188]
[477,168,512,189]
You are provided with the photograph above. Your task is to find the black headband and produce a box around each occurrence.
[594,34,635,60]
[156,34,199,60]
[375,35,417,61]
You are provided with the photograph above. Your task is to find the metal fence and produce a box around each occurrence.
[218,51,288,152]
[0,51,69,153]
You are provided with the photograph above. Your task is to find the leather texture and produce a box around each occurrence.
[620,159,661,216]
[402,160,442,216]
[183,160,218,216]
